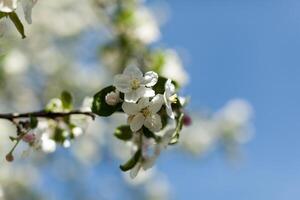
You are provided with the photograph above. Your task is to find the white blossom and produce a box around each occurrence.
[131,7,160,44]
[114,65,158,103]
[0,0,17,13]
[163,79,177,119]
[160,50,189,86]
[105,91,120,106]
[122,95,163,132]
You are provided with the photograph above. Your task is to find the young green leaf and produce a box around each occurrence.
[114,125,133,141]
[61,91,73,110]
[29,116,38,129]
[92,86,122,117]
[8,12,26,39]
[120,149,141,172]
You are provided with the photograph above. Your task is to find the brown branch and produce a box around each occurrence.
[0,110,95,121]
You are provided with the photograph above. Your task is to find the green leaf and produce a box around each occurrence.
[114,125,133,141]
[120,149,141,172]
[61,91,73,110]
[8,12,26,39]
[169,113,184,145]
[92,86,122,117]
[153,76,178,94]
[29,116,38,129]
[52,127,65,143]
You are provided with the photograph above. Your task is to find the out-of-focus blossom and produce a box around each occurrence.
[160,50,189,86]
[131,7,160,44]
[3,50,29,75]
[215,99,254,144]
[181,99,254,156]
[181,117,217,155]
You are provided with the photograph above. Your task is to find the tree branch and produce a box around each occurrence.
[0,110,95,121]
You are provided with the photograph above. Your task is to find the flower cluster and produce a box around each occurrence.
[5,92,93,161]
[92,65,187,178]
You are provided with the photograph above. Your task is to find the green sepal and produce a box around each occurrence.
[120,149,141,172]
[8,12,26,39]
[61,91,73,110]
[29,116,38,129]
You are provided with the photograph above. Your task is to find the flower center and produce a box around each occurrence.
[141,107,151,117]
[131,79,140,90]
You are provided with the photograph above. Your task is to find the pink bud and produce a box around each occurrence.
[105,91,120,106]
[22,133,36,143]
[183,114,192,126]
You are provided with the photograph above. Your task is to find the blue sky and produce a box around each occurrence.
[158,0,300,199]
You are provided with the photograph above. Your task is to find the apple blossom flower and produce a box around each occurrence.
[122,95,163,132]
[105,90,120,106]
[0,0,18,13]
[163,79,177,119]
[114,65,158,103]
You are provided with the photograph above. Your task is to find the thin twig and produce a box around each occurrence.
[0,110,95,121]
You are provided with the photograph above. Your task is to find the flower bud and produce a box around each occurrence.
[5,153,14,162]
[183,114,192,126]
[105,91,120,106]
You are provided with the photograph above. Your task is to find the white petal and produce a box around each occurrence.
[124,65,143,79]
[143,71,158,87]
[122,102,140,115]
[165,79,175,96]
[149,94,163,113]
[125,91,140,103]
[114,74,131,93]
[144,114,162,132]
[137,97,150,110]
[142,156,157,170]
[161,129,175,148]
[136,86,155,99]
[130,162,141,179]
[22,0,37,24]
[130,113,145,131]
